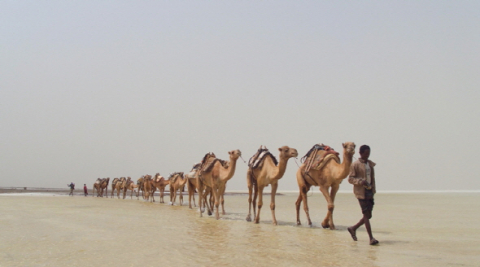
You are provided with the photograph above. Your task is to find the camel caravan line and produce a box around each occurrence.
[91,142,355,228]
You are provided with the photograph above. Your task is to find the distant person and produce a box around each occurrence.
[83,184,88,196]
[68,182,75,196]
[347,145,379,245]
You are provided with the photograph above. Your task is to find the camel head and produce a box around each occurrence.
[342,142,356,156]
[228,149,242,160]
[278,146,298,159]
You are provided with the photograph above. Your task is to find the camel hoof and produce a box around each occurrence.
[273,222,277,226]
[296,221,301,226]
[246,216,251,222]
[207,211,212,216]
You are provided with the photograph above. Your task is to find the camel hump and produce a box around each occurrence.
[248,147,278,169]
[313,154,340,171]
[302,143,340,172]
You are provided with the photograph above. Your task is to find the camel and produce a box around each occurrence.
[92,178,102,197]
[295,142,356,230]
[99,178,110,197]
[122,177,138,199]
[110,178,120,198]
[246,146,298,225]
[136,176,144,200]
[93,178,110,197]
[169,172,187,205]
[186,164,201,209]
[115,177,127,199]
[150,173,170,203]
[196,150,241,219]
[186,167,214,212]
[143,174,153,202]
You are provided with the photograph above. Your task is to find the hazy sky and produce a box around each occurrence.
[1,1,479,191]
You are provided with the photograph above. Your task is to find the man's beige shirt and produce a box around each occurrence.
[348,158,376,199]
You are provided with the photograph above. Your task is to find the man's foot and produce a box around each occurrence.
[370,238,379,245]
[348,227,357,241]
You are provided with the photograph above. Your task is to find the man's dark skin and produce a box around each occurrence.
[348,148,378,245]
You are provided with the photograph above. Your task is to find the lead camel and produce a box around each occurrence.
[295,142,356,229]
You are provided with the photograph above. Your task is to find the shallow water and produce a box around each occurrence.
[0,192,479,266]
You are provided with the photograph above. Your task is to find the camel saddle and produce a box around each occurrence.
[185,171,197,179]
[199,152,228,173]
[302,144,340,173]
[169,172,182,183]
[248,146,278,169]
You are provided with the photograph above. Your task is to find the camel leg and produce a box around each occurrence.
[254,186,265,224]
[179,188,183,206]
[170,187,175,205]
[270,183,278,225]
[319,185,335,230]
[208,190,214,216]
[188,184,195,209]
[219,186,226,215]
[295,193,303,225]
[252,184,258,219]
[246,177,253,221]
[173,189,178,205]
[301,186,313,226]
[322,184,339,230]
[188,187,193,209]
[212,185,220,220]
[198,182,204,217]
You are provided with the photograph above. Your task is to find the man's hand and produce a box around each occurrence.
[363,180,372,189]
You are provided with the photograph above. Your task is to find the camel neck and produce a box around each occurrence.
[220,157,238,181]
[272,156,289,180]
[335,151,353,180]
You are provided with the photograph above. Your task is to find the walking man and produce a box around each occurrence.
[68,182,75,196]
[83,184,88,196]
[347,145,379,245]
